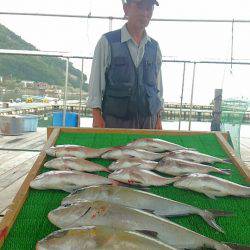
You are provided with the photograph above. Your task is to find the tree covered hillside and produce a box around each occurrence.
[0,23,87,87]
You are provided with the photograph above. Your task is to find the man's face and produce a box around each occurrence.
[124,1,154,29]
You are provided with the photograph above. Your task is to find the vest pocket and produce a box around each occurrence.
[145,85,161,115]
[143,60,157,85]
[102,89,131,118]
[110,57,130,83]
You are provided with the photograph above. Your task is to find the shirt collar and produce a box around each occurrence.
[121,24,151,44]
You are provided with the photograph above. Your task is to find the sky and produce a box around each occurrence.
[1,0,250,105]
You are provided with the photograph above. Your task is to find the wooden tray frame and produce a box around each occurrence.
[0,127,249,248]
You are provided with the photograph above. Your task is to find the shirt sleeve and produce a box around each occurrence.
[86,35,110,109]
[156,44,164,109]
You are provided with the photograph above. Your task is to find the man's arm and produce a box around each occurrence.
[86,35,110,128]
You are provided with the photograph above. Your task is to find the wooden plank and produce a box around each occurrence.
[50,126,228,138]
[0,128,60,248]
[0,133,45,152]
[215,132,250,182]
[0,129,45,148]
[0,152,38,176]
[0,156,37,191]
[0,176,26,215]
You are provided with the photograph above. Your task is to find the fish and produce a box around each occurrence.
[127,138,188,152]
[36,226,175,250]
[62,185,232,233]
[173,173,250,199]
[45,144,110,159]
[108,167,180,186]
[156,157,231,176]
[163,150,228,164]
[108,158,158,171]
[44,157,110,173]
[30,170,113,192]
[101,147,164,161]
[48,201,232,250]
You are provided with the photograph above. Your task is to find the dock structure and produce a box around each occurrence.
[0,101,250,123]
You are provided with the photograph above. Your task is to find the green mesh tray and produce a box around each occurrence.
[1,132,250,249]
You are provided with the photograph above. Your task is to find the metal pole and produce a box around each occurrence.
[2,12,250,23]
[179,62,186,130]
[109,17,113,31]
[78,58,84,127]
[63,58,69,127]
[188,63,196,131]
[231,19,235,71]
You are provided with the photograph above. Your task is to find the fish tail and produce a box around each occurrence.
[200,209,233,233]
[225,243,250,250]
[222,158,232,163]
[164,176,182,185]
[218,169,231,175]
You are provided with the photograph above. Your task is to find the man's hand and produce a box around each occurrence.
[155,111,162,130]
[92,108,105,128]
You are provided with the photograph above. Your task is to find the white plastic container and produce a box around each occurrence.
[22,115,38,132]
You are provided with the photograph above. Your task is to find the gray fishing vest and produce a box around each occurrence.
[102,29,161,119]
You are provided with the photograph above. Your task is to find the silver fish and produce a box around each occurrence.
[164,150,228,163]
[30,170,113,192]
[62,185,231,232]
[127,138,187,152]
[108,167,180,186]
[44,157,110,173]
[48,201,232,250]
[108,158,158,171]
[101,147,164,161]
[36,226,175,250]
[174,173,250,199]
[46,145,110,159]
[156,157,231,176]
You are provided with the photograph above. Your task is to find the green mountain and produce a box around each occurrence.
[0,23,87,88]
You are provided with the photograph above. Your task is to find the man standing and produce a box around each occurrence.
[87,0,164,129]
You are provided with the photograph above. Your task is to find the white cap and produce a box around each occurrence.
[122,0,159,6]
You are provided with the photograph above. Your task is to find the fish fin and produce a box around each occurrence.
[130,172,146,185]
[62,188,75,193]
[219,169,232,175]
[206,209,233,218]
[204,193,217,199]
[114,182,150,191]
[136,230,158,238]
[225,243,250,250]
[199,210,226,233]
[141,208,155,214]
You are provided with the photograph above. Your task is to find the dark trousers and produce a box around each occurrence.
[103,114,157,129]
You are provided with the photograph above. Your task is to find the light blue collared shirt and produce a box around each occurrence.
[87,24,164,109]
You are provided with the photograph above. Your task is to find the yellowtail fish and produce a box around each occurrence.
[127,138,187,152]
[156,157,231,176]
[62,185,232,233]
[108,167,180,186]
[46,145,110,159]
[30,170,113,192]
[36,226,176,250]
[44,157,110,173]
[48,201,232,250]
[101,147,164,161]
[108,158,158,171]
[164,150,228,164]
[174,173,250,199]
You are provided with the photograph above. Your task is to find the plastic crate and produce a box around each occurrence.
[52,112,78,127]
[0,115,24,135]
[22,115,38,132]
